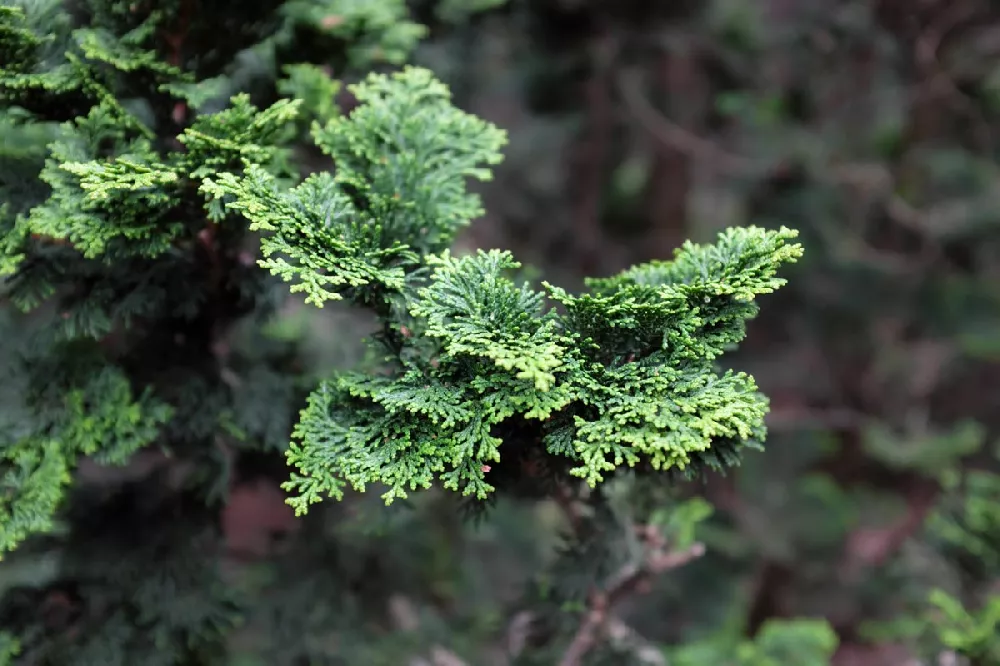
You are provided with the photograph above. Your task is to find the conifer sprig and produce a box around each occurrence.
[204,66,507,308]
[211,66,803,510]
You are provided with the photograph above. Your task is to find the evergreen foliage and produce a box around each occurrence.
[16,0,991,663]
[0,0,456,660]
[0,0,314,562]
[205,65,800,509]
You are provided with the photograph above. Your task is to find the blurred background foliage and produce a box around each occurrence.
[1,0,999,664]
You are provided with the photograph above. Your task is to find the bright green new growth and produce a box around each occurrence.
[0,2,301,263]
[18,94,299,267]
[205,67,507,308]
[210,67,804,512]
[412,249,566,392]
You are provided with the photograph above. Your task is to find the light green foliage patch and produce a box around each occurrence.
[412,250,566,392]
[0,631,19,666]
[278,63,341,124]
[310,67,507,253]
[206,67,507,308]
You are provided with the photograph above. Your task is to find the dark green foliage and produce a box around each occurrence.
[0,0,312,564]
[0,483,241,665]
[0,312,173,555]
[282,0,428,67]
[904,444,1000,663]
[930,465,1000,581]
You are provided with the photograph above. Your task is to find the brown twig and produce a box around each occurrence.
[839,477,940,578]
[163,0,193,67]
[616,69,946,249]
[557,537,706,666]
[617,69,767,177]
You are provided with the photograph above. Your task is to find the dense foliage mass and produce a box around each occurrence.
[1,0,997,665]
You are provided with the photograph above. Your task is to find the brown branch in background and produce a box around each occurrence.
[912,2,993,146]
[163,0,194,126]
[745,560,796,637]
[163,0,193,67]
[642,44,700,260]
[557,527,706,666]
[571,31,618,274]
[839,477,940,578]
[617,70,768,177]
[616,69,946,255]
[604,618,669,665]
